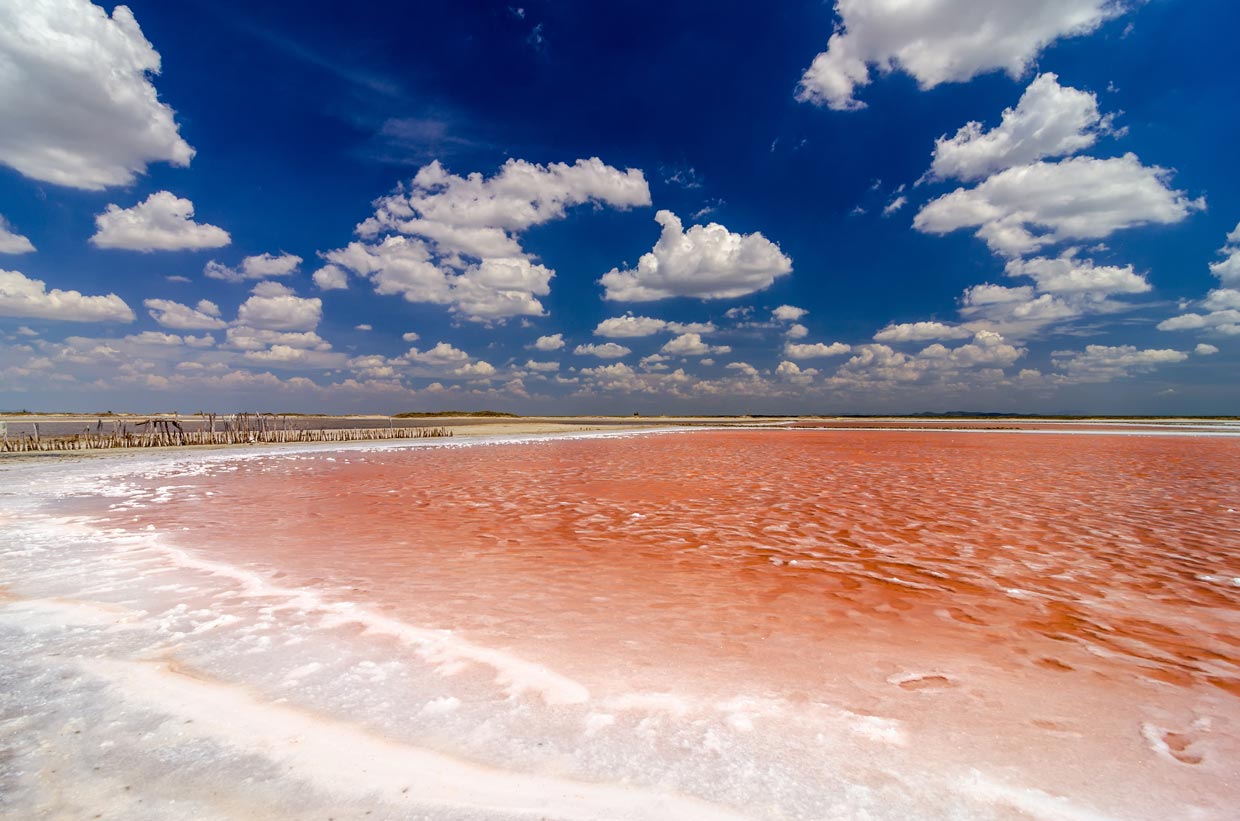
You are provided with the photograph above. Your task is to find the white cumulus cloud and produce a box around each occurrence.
[1210,220,1240,286]
[144,298,226,330]
[453,360,496,377]
[600,210,792,301]
[234,282,322,331]
[796,0,1128,111]
[532,333,565,351]
[771,305,808,322]
[660,332,730,357]
[205,252,302,282]
[1051,344,1189,383]
[593,314,717,338]
[914,154,1203,256]
[595,314,673,338]
[0,269,134,322]
[312,264,349,290]
[784,341,852,359]
[406,342,471,366]
[90,192,230,251]
[328,157,650,322]
[874,321,973,342]
[930,74,1116,182]
[775,360,817,385]
[0,0,194,189]
[223,327,331,352]
[1004,251,1150,295]
[0,215,35,254]
[574,342,632,359]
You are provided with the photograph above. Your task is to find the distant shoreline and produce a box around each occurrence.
[3,415,1238,462]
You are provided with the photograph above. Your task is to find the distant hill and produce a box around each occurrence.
[392,410,520,418]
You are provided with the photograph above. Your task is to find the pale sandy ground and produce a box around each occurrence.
[0,416,783,461]
[3,414,1236,462]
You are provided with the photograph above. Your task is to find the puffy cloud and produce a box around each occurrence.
[874,321,973,342]
[574,342,632,359]
[124,330,214,348]
[726,362,760,378]
[784,341,851,359]
[447,257,553,320]
[354,324,372,331]
[223,327,331,351]
[205,252,302,282]
[144,297,226,330]
[600,210,792,301]
[796,0,1127,111]
[323,237,446,301]
[312,265,349,290]
[1203,289,1240,312]
[963,283,1034,305]
[402,331,421,342]
[1159,225,1240,337]
[406,342,470,366]
[958,284,1112,338]
[90,192,230,252]
[914,154,1204,256]
[453,360,496,377]
[1156,313,1208,332]
[594,314,717,337]
[329,157,650,321]
[595,314,673,338]
[1195,343,1219,356]
[1004,251,1149,295]
[918,330,1024,368]
[930,74,1115,182]
[234,282,322,331]
[775,360,816,385]
[771,304,808,322]
[1158,309,1240,336]
[786,323,809,339]
[360,157,651,239]
[242,345,347,370]
[1051,345,1189,383]
[0,0,194,189]
[1209,220,1240,286]
[523,360,560,372]
[660,333,731,357]
[832,335,1026,388]
[532,333,565,351]
[0,269,134,322]
[0,215,35,254]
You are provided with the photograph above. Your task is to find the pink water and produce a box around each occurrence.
[7,427,1240,818]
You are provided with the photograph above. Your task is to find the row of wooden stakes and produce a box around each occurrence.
[1,424,453,453]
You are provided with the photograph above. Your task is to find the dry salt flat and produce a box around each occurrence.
[2,424,1239,819]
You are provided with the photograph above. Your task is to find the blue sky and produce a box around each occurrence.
[1,0,1237,415]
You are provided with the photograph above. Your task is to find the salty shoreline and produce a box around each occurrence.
[3,414,1238,462]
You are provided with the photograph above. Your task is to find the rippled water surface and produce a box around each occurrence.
[119,430,1240,693]
[4,428,1240,819]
